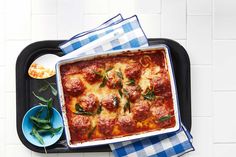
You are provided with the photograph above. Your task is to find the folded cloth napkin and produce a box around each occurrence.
[110,124,194,157]
[59,15,148,54]
[59,15,194,157]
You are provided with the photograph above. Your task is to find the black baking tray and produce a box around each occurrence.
[16,38,191,153]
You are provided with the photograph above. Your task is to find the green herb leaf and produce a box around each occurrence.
[123,89,129,97]
[38,84,49,93]
[158,115,174,122]
[37,126,63,137]
[96,105,102,114]
[123,100,130,113]
[32,92,50,103]
[126,79,135,86]
[118,89,123,97]
[31,127,44,144]
[45,98,53,120]
[113,96,119,108]
[75,103,84,112]
[88,126,97,139]
[93,70,103,77]
[73,111,94,116]
[44,81,57,96]
[32,120,52,130]
[105,67,113,72]
[116,68,123,79]
[35,107,45,118]
[142,88,155,101]
[99,76,107,88]
[30,116,50,124]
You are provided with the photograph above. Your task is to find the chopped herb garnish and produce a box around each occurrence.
[74,103,94,115]
[158,115,174,122]
[93,70,103,77]
[75,103,84,112]
[88,126,97,139]
[123,100,131,113]
[118,89,123,97]
[116,68,123,79]
[105,67,113,72]
[126,79,135,86]
[123,88,129,97]
[74,111,94,116]
[113,96,119,108]
[142,88,155,100]
[99,76,108,88]
[96,105,102,114]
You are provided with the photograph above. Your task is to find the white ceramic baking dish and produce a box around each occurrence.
[56,44,181,148]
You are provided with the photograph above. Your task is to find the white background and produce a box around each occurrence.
[0,0,235,156]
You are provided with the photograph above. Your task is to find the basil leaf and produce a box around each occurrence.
[96,105,102,114]
[126,79,135,86]
[32,92,50,103]
[73,111,94,116]
[46,98,53,120]
[36,107,44,118]
[124,100,130,113]
[93,70,103,77]
[88,126,97,139]
[37,126,63,137]
[113,96,119,108]
[105,67,113,72]
[30,116,50,124]
[31,127,44,144]
[99,76,107,88]
[116,68,123,79]
[142,88,155,100]
[38,84,49,93]
[158,115,173,122]
[75,103,84,112]
[44,81,57,96]
[118,89,123,97]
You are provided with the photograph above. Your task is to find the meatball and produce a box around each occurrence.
[80,94,99,112]
[125,63,141,79]
[82,65,103,83]
[70,115,91,135]
[151,106,169,120]
[97,117,116,136]
[151,106,172,127]
[106,70,122,89]
[124,86,142,102]
[132,100,150,121]
[63,75,85,96]
[118,114,136,132]
[150,72,171,97]
[101,95,120,112]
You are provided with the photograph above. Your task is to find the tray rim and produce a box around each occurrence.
[16,38,191,153]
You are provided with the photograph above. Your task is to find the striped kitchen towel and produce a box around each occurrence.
[59,14,194,157]
[59,15,148,55]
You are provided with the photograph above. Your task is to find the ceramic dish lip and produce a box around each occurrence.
[22,105,64,147]
[55,45,181,148]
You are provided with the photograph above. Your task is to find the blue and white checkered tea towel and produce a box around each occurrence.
[59,14,194,157]
[59,15,148,54]
[110,124,194,157]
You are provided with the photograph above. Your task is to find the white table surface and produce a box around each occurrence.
[0,0,235,156]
